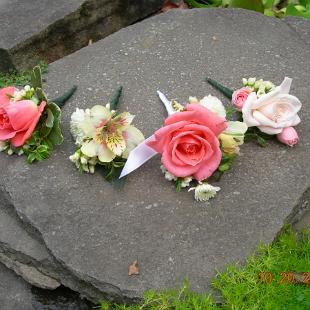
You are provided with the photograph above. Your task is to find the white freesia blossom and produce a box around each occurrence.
[242,77,302,135]
[199,95,226,118]
[223,121,248,145]
[70,108,87,144]
[189,182,221,202]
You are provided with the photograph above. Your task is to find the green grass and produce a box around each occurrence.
[0,62,48,88]
[100,227,310,309]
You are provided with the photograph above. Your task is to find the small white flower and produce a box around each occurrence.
[7,148,13,156]
[189,182,221,202]
[0,141,8,152]
[89,165,95,174]
[242,78,248,86]
[181,176,192,188]
[199,95,226,118]
[69,152,80,163]
[160,165,177,181]
[70,108,86,144]
[24,85,31,91]
[247,77,256,86]
[80,156,88,165]
[82,164,89,173]
[189,96,199,104]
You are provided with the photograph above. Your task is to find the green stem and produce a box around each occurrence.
[52,85,77,108]
[206,77,234,100]
[109,86,123,110]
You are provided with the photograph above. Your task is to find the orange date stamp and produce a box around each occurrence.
[258,272,310,285]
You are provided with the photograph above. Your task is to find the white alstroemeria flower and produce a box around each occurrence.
[199,95,226,118]
[223,121,248,146]
[80,105,144,163]
[189,182,221,202]
[242,77,302,135]
[70,108,87,144]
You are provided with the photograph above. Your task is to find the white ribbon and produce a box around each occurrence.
[119,91,175,178]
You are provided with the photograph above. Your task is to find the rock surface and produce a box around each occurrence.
[0,263,94,309]
[0,0,165,72]
[284,16,310,45]
[0,263,34,310]
[0,8,310,303]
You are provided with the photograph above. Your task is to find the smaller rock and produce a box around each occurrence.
[0,253,60,290]
[0,263,34,310]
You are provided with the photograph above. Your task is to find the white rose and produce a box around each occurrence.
[199,95,226,118]
[242,77,302,134]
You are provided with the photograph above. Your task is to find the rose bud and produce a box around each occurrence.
[277,127,299,147]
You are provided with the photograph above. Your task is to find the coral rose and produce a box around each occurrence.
[0,100,46,147]
[0,87,16,108]
[147,103,227,181]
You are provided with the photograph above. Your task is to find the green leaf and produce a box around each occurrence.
[219,163,230,172]
[35,87,48,103]
[45,108,54,128]
[285,4,310,18]
[45,102,63,146]
[51,85,77,108]
[175,179,182,192]
[206,77,233,100]
[109,86,123,111]
[257,136,267,147]
[30,66,43,90]
[229,0,265,13]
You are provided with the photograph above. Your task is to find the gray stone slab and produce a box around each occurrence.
[284,16,310,45]
[0,263,94,309]
[0,263,34,310]
[0,8,309,302]
[0,194,120,302]
[0,0,165,72]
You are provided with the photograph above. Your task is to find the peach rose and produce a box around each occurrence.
[147,104,227,181]
[242,77,301,134]
[232,87,252,111]
[0,100,46,147]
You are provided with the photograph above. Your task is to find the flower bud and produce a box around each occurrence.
[247,78,256,86]
[277,127,299,147]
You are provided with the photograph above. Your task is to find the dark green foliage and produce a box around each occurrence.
[206,77,233,100]
[109,86,123,110]
[52,85,77,108]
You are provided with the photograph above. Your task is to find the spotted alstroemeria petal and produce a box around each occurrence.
[106,132,126,156]
[122,126,145,158]
[113,112,135,128]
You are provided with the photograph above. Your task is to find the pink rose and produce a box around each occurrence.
[232,87,252,111]
[277,127,299,147]
[0,87,16,108]
[0,100,46,147]
[147,103,227,181]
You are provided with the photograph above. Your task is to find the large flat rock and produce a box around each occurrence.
[0,8,310,302]
[0,0,165,72]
